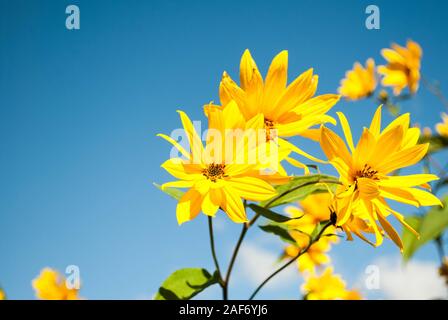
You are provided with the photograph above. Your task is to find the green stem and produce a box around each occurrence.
[207,216,225,298]
[435,236,446,265]
[222,179,338,299]
[223,222,248,300]
[248,220,334,300]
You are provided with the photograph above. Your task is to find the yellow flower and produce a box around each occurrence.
[378,40,422,95]
[285,235,333,273]
[339,59,377,100]
[219,49,340,172]
[283,193,338,272]
[436,113,448,137]
[32,268,79,300]
[320,105,441,249]
[302,267,362,300]
[158,101,285,224]
[0,288,5,300]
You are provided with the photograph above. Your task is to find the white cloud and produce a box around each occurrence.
[369,256,447,300]
[235,242,298,290]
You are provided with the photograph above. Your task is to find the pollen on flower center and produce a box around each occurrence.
[202,163,226,182]
[354,164,379,180]
[264,118,276,141]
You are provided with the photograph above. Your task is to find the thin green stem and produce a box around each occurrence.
[207,216,225,297]
[223,223,248,300]
[435,236,446,265]
[223,179,339,299]
[248,220,334,300]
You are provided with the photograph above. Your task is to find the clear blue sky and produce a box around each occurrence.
[1,0,447,299]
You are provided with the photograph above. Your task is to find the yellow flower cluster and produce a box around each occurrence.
[339,40,422,100]
[158,45,441,300]
[302,267,362,300]
[159,50,339,224]
[32,268,80,300]
[321,106,440,249]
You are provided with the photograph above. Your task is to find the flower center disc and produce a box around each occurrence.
[355,164,379,180]
[203,163,226,182]
[264,118,275,141]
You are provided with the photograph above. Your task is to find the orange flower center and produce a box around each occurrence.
[264,118,276,141]
[202,163,226,182]
[354,164,379,181]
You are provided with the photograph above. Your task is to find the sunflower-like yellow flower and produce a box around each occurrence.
[283,193,338,272]
[0,288,5,300]
[436,113,448,137]
[32,268,80,300]
[302,267,362,300]
[219,49,340,172]
[378,40,422,95]
[158,101,288,224]
[339,59,377,100]
[320,105,442,249]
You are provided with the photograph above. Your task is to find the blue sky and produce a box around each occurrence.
[1,0,448,299]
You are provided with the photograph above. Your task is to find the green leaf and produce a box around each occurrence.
[154,183,184,201]
[419,135,448,154]
[402,197,448,261]
[155,268,218,300]
[310,220,331,239]
[259,223,296,245]
[248,204,299,223]
[260,174,339,208]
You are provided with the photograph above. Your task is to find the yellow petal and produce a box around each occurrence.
[336,112,355,152]
[375,143,428,174]
[177,110,204,164]
[376,208,403,250]
[379,186,421,207]
[176,188,203,225]
[240,49,263,92]
[263,50,288,117]
[378,174,439,188]
[273,68,314,120]
[402,187,443,207]
[279,138,326,164]
[161,158,200,180]
[239,49,263,118]
[157,133,191,159]
[402,127,420,148]
[369,105,382,138]
[221,186,248,222]
[202,189,222,217]
[357,178,380,200]
[362,199,383,247]
[381,48,406,64]
[277,114,336,137]
[161,180,196,190]
[369,125,404,168]
[219,72,247,116]
[353,128,376,169]
[225,176,276,201]
[285,156,310,174]
[383,113,410,134]
[300,128,321,142]
[293,94,340,119]
[376,200,420,238]
[320,126,352,167]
